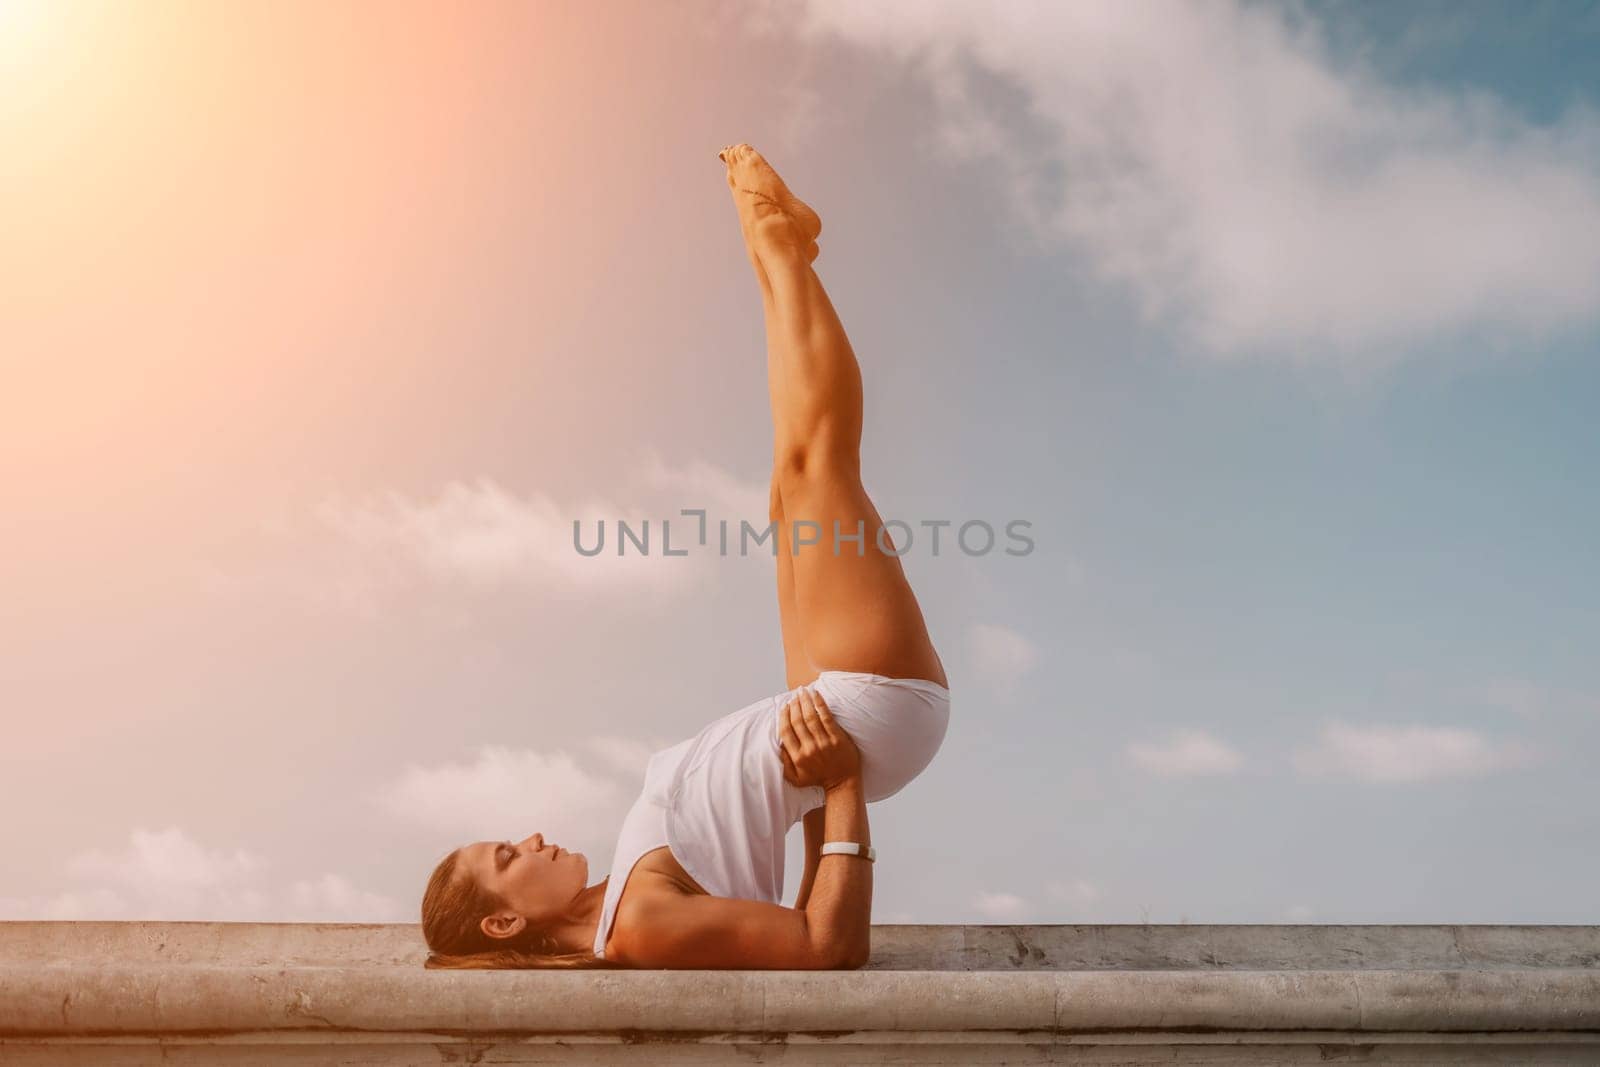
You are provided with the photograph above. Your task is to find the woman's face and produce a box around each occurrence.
[459,832,588,939]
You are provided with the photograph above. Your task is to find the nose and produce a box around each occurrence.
[522,833,544,853]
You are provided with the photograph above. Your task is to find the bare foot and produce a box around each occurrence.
[718,143,822,261]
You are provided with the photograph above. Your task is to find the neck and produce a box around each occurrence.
[549,876,608,956]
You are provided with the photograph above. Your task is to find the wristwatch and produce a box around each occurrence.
[820,841,876,862]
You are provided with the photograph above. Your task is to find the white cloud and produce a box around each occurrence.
[582,735,668,780]
[372,744,633,864]
[319,451,769,595]
[1047,878,1102,908]
[320,478,582,587]
[0,888,126,921]
[780,0,1600,360]
[973,890,1030,921]
[969,622,1037,692]
[68,826,263,888]
[318,478,678,594]
[60,827,269,919]
[1126,729,1244,777]
[1476,677,1545,720]
[1293,721,1532,783]
[0,828,402,921]
[284,874,408,922]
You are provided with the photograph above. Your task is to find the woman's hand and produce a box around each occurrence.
[778,688,860,791]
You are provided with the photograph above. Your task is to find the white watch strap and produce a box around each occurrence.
[820,841,876,862]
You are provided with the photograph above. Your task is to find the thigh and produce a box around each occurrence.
[775,529,819,689]
[772,479,820,690]
[778,470,945,685]
[811,673,951,803]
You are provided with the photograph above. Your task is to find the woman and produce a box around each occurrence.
[421,145,951,970]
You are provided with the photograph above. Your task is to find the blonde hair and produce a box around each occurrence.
[420,848,621,970]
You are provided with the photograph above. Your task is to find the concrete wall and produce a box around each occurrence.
[3,922,1597,1064]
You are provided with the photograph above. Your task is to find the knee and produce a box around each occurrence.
[775,441,857,500]
[774,442,816,495]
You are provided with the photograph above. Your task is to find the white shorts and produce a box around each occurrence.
[772,670,951,807]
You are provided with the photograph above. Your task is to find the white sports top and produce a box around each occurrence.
[593,670,950,960]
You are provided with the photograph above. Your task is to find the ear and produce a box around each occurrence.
[480,909,526,941]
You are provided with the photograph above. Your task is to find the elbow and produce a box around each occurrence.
[827,940,870,971]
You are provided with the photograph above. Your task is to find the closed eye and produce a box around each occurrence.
[495,843,512,870]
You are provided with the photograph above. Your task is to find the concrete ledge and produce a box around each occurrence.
[5,963,1600,1034]
[3,923,1598,1064]
[6,920,1599,970]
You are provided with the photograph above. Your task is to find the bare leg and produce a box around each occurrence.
[731,165,820,692]
[770,476,817,690]
[721,144,946,687]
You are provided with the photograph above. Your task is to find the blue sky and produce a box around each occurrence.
[2,0,1596,925]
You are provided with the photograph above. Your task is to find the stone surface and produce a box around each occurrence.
[7,921,1600,970]
[2,923,1598,1064]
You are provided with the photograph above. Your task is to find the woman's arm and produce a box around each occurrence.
[616,772,870,969]
[786,691,877,964]
[793,806,825,910]
[800,773,871,965]
[620,691,871,969]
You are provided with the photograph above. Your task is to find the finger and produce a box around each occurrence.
[781,698,803,748]
[779,744,799,784]
[811,692,844,745]
[796,689,826,749]
[785,698,812,753]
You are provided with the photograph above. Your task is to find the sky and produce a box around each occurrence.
[2,0,1598,926]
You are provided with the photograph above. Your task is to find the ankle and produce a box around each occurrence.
[747,219,810,276]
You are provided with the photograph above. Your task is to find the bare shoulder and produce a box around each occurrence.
[605,846,707,963]
[607,847,844,970]
[635,844,710,895]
